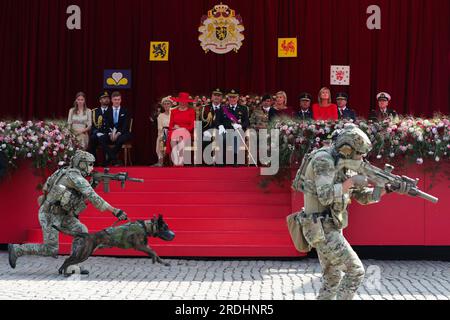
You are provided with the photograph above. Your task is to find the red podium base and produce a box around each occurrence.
[1,164,449,257]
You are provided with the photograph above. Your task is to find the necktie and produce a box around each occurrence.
[114,109,119,124]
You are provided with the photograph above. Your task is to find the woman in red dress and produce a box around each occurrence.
[166,92,196,166]
[312,87,338,121]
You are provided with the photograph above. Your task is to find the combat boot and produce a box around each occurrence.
[8,244,18,269]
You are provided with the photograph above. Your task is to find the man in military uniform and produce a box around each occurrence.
[292,125,410,300]
[88,91,112,162]
[250,94,272,130]
[294,92,313,120]
[8,150,128,274]
[336,92,357,121]
[369,92,398,121]
[216,89,250,165]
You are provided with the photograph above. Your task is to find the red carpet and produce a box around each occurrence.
[25,167,304,257]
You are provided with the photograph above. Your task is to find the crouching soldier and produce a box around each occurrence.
[8,150,128,274]
[292,125,409,300]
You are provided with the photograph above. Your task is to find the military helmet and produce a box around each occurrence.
[70,150,96,176]
[333,124,372,157]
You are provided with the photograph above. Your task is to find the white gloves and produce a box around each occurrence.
[218,125,226,135]
[232,123,242,130]
[203,131,212,139]
[96,133,104,137]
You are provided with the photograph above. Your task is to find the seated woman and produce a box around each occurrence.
[268,91,293,121]
[154,96,173,166]
[166,92,196,166]
[312,87,338,121]
[67,92,92,150]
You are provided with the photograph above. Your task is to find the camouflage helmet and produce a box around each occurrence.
[333,124,372,157]
[70,150,96,176]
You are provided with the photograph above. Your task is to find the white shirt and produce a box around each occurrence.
[212,104,221,111]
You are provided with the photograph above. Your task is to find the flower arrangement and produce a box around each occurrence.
[0,120,80,172]
[272,115,450,169]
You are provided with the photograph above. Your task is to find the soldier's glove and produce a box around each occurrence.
[113,209,128,221]
[96,133,104,137]
[90,179,99,189]
[218,125,226,135]
[391,181,412,195]
[351,175,368,188]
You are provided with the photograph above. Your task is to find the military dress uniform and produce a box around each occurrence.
[216,90,250,165]
[294,93,314,120]
[336,92,357,121]
[89,92,112,159]
[369,92,398,121]
[292,126,378,300]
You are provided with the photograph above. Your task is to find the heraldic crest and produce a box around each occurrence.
[198,3,245,54]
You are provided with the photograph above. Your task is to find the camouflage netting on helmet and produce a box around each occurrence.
[333,124,372,155]
[70,150,96,176]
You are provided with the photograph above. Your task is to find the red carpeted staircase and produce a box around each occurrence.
[25,167,304,257]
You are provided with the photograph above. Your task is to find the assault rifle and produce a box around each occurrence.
[357,161,438,203]
[91,168,144,193]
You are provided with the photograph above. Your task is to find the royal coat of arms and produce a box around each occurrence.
[198,3,245,54]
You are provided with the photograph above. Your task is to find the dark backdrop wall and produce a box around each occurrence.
[1,0,449,164]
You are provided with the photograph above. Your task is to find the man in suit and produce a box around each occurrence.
[294,92,313,120]
[99,91,132,166]
[336,92,357,121]
[216,89,250,165]
[369,92,398,121]
[89,91,111,160]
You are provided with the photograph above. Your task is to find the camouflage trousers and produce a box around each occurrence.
[13,206,88,258]
[303,219,365,300]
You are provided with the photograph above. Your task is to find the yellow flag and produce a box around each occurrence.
[149,42,169,61]
[278,38,297,58]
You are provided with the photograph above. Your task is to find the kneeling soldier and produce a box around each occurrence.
[8,150,128,274]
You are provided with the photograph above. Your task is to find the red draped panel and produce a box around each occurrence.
[0,0,448,164]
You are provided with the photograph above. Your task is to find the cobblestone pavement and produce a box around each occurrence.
[0,253,449,300]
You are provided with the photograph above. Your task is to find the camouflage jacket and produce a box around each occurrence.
[293,147,378,229]
[250,108,270,130]
[41,167,111,216]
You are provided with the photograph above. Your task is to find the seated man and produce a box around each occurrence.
[294,92,313,120]
[250,94,272,130]
[336,92,357,121]
[89,91,111,161]
[369,92,398,121]
[99,91,132,166]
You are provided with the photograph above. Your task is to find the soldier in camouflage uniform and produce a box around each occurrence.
[8,150,128,274]
[292,124,410,300]
[250,94,272,130]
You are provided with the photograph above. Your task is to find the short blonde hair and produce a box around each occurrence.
[276,91,287,106]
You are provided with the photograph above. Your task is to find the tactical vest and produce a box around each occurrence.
[42,167,87,216]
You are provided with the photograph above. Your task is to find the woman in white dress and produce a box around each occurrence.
[67,92,92,150]
[154,96,173,166]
